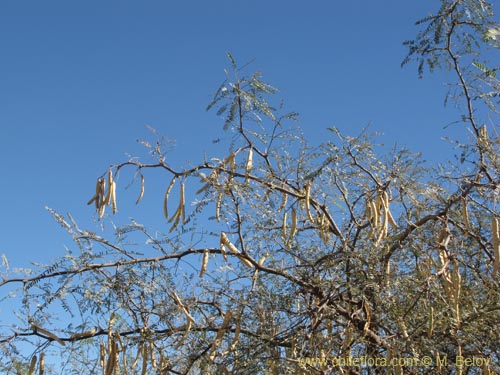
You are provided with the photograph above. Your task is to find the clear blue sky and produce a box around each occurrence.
[0,1,472,270]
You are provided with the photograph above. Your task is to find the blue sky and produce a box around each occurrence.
[0,1,473,271]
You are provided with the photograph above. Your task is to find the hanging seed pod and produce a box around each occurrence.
[289,207,297,243]
[106,180,116,214]
[163,177,177,220]
[104,169,114,205]
[199,249,209,278]
[428,306,434,338]
[282,211,287,240]
[278,190,288,212]
[136,174,145,205]
[141,343,148,375]
[492,217,500,279]
[100,342,106,368]
[39,352,45,375]
[245,147,253,182]
[28,355,37,375]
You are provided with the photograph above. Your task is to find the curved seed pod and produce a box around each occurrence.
[220,232,240,254]
[163,177,177,220]
[209,311,232,361]
[492,217,500,279]
[104,170,114,205]
[199,249,209,278]
[180,182,186,224]
[136,174,145,205]
[28,355,37,375]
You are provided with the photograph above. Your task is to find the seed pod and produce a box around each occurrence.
[163,177,177,220]
[279,190,288,212]
[28,355,37,375]
[199,250,209,278]
[282,211,287,240]
[215,192,222,222]
[209,310,233,362]
[220,232,240,254]
[100,342,106,368]
[245,147,253,181]
[289,207,297,242]
[110,181,117,214]
[238,255,254,268]
[104,169,114,205]
[105,339,117,375]
[136,174,145,205]
[141,343,148,375]
[39,352,45,375]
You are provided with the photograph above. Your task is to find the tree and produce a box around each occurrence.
[1,1,500,374]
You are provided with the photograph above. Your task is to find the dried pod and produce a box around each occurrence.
[28,355,37,375]
[461,196,470,235]
[135,174,145,205]
[163,177,177,220]
[199,249,209,278]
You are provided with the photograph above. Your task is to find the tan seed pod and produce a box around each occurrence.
[215,192,222,222]
[238,255,254,268]
[105,340,117,375]
[110,181,117,214]
[32,325,66,346]
[39,352,45,375]
[100,342,106,368]
[245,147,253,180]
[150,342,157,368]
[104,170,114,205]
[199,249,209,278]
[289,207,297,242]
[209,311,232,361]
[141,342,148,375]
[492,217,500,279]
[70,327,97,340]
[163,177,177,220]
[279,190,288,212]
[220,232,240,254]
[282,211,287,240]
[136,174,145,205]
[28,355,37,375]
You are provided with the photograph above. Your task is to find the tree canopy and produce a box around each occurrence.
[2,1,500,374]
